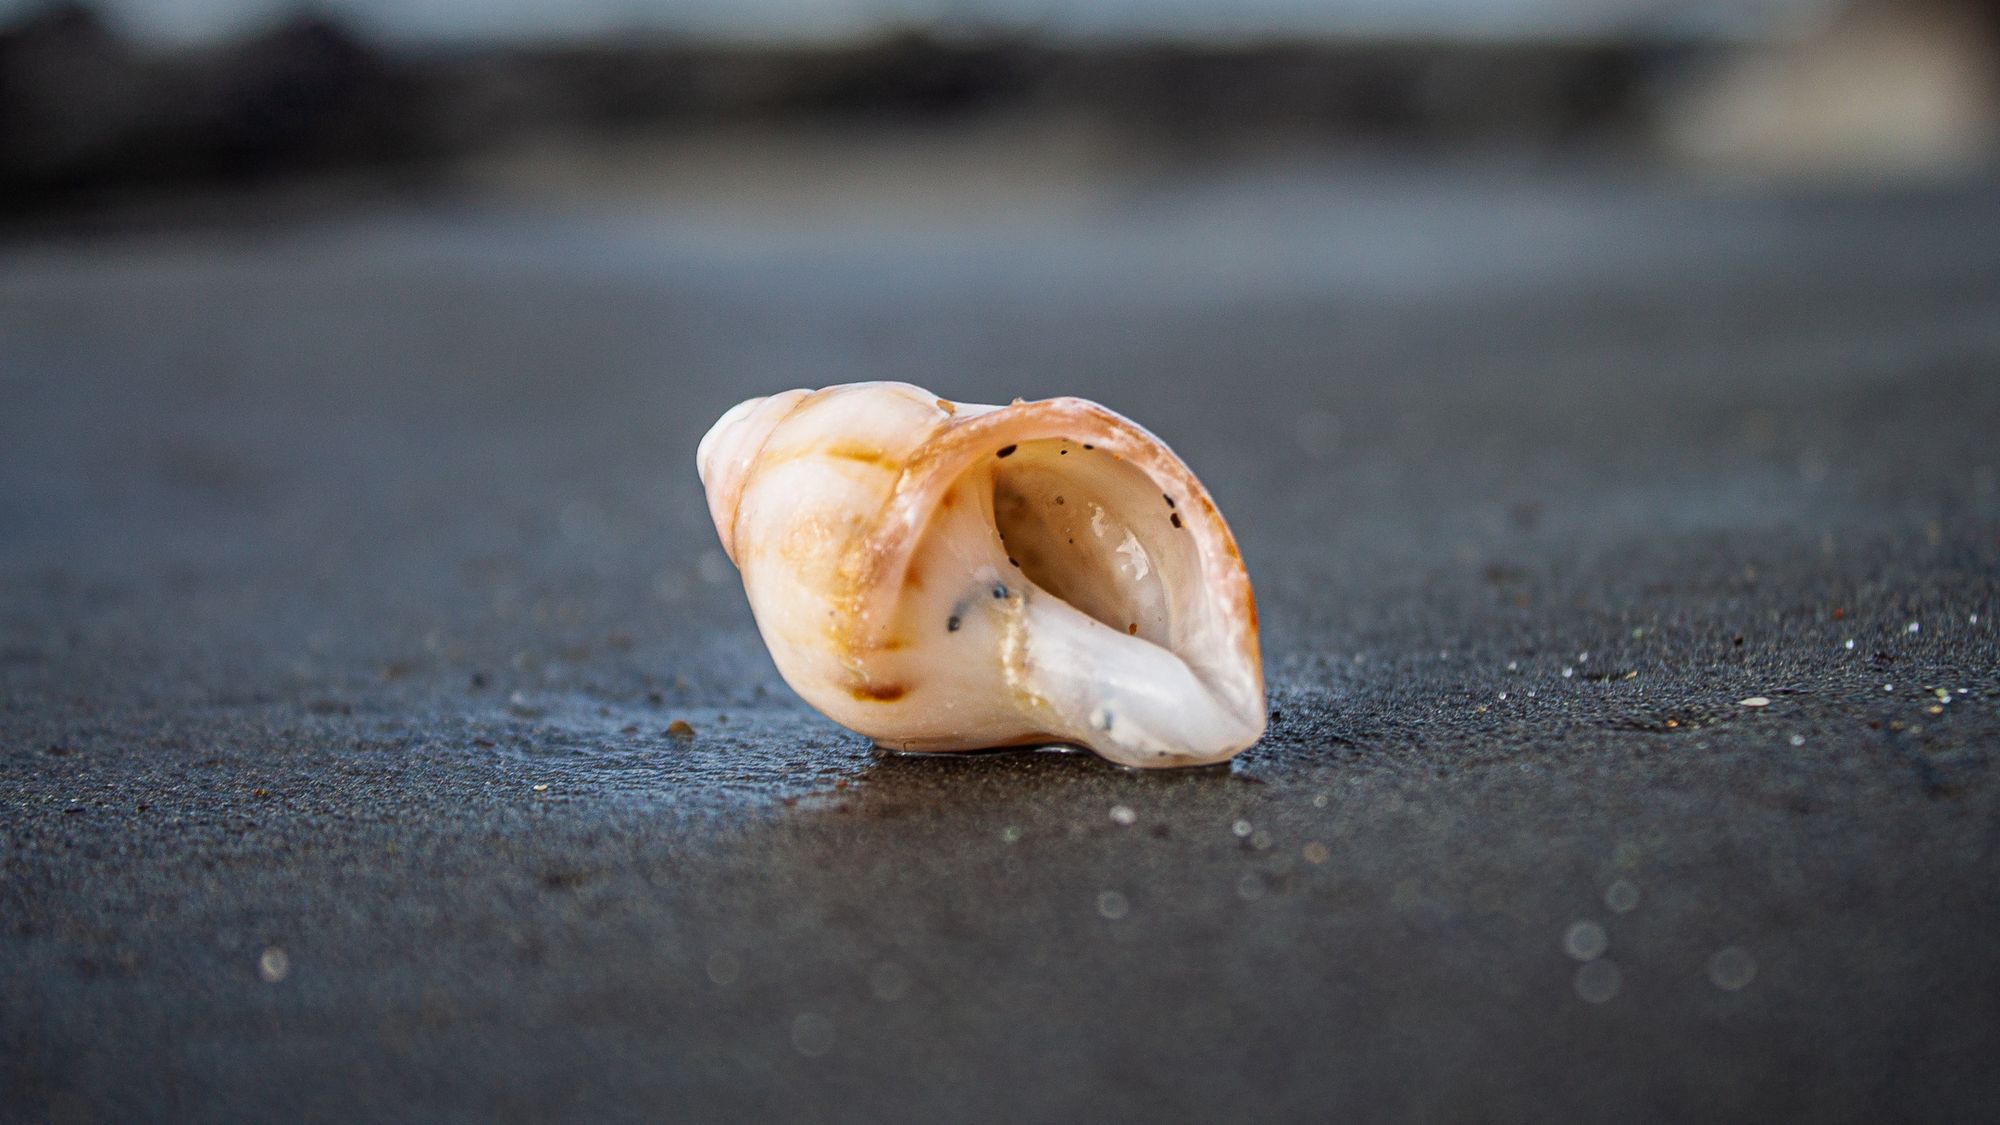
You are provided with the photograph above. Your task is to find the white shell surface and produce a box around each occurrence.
[697,381,1265,768]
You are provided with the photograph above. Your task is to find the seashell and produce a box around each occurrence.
[696,382,1264,769]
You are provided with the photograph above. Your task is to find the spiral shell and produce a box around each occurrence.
[697,382,1264,768]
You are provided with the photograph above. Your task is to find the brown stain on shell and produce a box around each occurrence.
[824,442,892,467]
[849,681,910,702]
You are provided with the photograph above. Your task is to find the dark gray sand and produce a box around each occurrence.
[3,153,1997,1121]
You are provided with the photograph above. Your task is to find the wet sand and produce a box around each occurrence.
[3,144,1998,1120]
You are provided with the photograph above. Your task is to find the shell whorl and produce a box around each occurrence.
[696,389,809,563]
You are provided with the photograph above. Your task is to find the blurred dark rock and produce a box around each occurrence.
[187,15,421,177]
[0,5,1684,219]
[0,5,425,212]
[0,4,147,189]
[425,36,1655,144]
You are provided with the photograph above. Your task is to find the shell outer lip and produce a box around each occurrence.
[849,393,1264,712]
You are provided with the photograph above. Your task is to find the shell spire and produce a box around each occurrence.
[697,382,1265,768]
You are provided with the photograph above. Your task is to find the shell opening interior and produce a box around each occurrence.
[987,438,1205,657]
[888,428,1255,763]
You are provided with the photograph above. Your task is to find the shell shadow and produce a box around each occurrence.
[801,743,1258,822]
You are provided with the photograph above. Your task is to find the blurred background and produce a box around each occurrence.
[3,0,1998,222]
